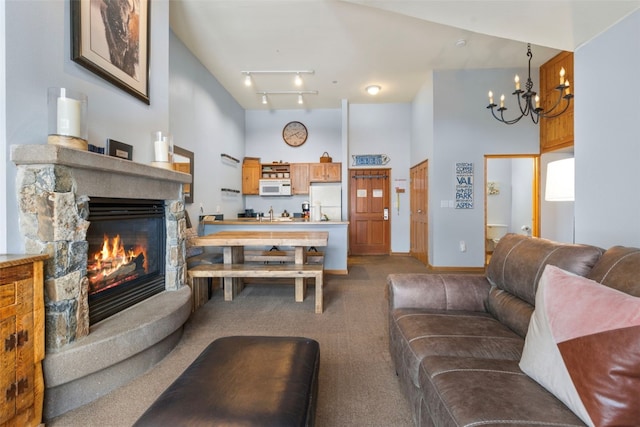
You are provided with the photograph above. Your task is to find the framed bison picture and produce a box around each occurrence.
[71,0,150,104]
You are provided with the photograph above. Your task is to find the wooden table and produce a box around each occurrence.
[191,231,329,312]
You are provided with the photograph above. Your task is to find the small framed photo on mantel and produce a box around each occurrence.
[71,0,150,104]
[106,139,133,161]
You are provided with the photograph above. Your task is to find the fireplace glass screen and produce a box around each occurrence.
[87,198,166,324]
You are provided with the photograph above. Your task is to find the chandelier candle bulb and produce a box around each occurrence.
[565,80,571,95]
[500,94,505,108]
[514,75,520,90]
[488,91,494,105]
[559,67,565,85]
[535,95,540,109]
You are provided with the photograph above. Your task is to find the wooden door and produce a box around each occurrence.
[349,169,390,255]
[410,160,428,265]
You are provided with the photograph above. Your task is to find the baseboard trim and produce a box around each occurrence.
[427,264,485,274]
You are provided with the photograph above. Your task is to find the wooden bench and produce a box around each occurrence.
[188,263,325,313]
[244,249,324,264]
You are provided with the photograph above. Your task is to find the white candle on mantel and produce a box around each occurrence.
[57,88,81,137]
[154,134,169,162]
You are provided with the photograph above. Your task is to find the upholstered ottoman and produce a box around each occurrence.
[134,336,320,427]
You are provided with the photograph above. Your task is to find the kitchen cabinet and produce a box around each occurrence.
[540,51,574,153]
[290,163,309,194]
[261,163,290,179]
[309,163,341,182]
[0,254,48,426]
[242,160,260,195]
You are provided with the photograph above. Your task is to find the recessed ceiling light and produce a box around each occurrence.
[366,85,381,95]
[455,39,467,48]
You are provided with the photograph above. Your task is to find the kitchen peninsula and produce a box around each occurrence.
[202,219,348,274]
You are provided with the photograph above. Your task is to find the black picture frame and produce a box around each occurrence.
[106,139,133,160]
[71,0,150,104]
[173,146,194,204]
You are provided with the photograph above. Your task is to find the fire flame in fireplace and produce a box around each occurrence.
[88,234,148,294]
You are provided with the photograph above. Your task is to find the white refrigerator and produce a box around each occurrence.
[309,183,342,221]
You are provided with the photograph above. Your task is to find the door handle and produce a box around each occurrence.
[383,208,389,220]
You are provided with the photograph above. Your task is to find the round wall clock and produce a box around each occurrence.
[282,121,308,147]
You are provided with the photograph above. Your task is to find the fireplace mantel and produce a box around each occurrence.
[11,144,190,201]
[11,143,193,420]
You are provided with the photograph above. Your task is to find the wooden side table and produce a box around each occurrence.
[0,254,48,426]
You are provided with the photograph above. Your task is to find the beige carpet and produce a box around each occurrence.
[48,255,430,426]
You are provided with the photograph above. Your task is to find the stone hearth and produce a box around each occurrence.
[11,144,193,419]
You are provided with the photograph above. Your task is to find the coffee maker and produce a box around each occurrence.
[302,201,310,220]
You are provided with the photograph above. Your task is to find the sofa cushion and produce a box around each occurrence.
[586,245,640,297]
[486,234,602,337]
[389,308,523,389]
[418,356,585,427]
[487,234,602,305]
[519,265,640,427]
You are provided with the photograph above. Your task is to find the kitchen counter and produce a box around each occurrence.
[203,219,348,225]
[201,220,348,274]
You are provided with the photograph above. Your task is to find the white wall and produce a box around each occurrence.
[0,0,6,253]
[348,103,412,253]
[3,0,170,252]
[511,157,534,233]
[486,159,512,227]
[169,32,246,224]
[411,72,434,164]
[430,69,539,267]
[574,9,640,248]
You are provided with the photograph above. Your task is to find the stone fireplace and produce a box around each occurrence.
[11,144,193,419]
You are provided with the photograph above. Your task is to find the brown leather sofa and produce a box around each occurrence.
[388,234,640,426]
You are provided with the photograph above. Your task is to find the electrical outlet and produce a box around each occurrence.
[459,240,466,252]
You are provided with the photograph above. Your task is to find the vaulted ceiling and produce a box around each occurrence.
[169,1,640,110]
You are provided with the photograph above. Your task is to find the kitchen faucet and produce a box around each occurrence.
[269,206,274,222]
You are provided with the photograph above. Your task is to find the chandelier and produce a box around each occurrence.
[487,44,573,125]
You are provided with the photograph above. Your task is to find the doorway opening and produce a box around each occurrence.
[484,155,539,265]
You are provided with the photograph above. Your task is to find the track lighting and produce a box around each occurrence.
[244,73,252,87]
[257,90,317,106]
[241,70,314,82]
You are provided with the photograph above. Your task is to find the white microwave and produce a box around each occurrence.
[259,179,292,196]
